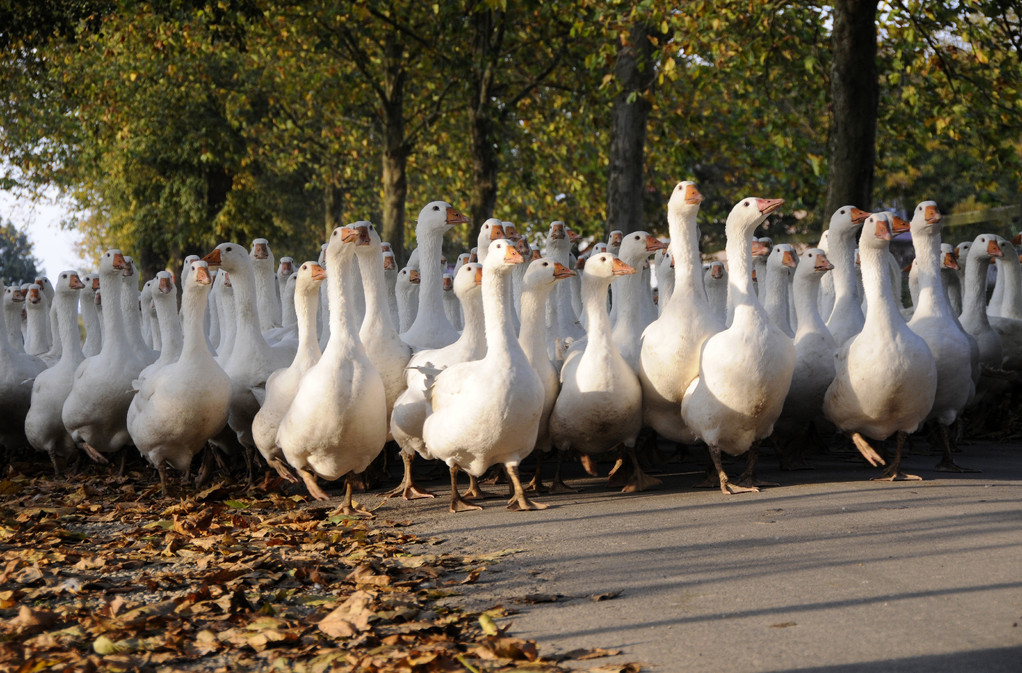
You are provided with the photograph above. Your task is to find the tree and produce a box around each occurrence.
[0,220,42,285]
[824,0,879,218]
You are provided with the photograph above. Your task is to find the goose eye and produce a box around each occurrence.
[840,209,846,214]
[743,201,750,207]
[542,262,549,267]
[226,246,232,252]
[433,205,439,211]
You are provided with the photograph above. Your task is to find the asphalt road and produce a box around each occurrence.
[366,440,1022,672]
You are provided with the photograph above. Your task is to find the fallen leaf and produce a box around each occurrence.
[512,593,562,604]
[562,646,624,660]
[318,590,376,638]
[591,590,622,601]
[771,621,797,628]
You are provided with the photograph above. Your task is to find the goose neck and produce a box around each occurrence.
[416,230,446,318]
[961,256,993,327]
[725,227,765,324]
[582,275,614,349]
[912,231,953,319]
[793,273,827,336]
[829,229,859,302]
[357,248,397,334]
[998,247,1022,316]
[295,285,322,362]
[100,273,131,355]
[229,263,265,345]
[55,291,84,364]
[482,267,517,363]
[155,295,183,361]
[181,286,215,359]
[327,250,360,351]
[860,245,902,329]
[519,284,554,360]
[669,210,705,296]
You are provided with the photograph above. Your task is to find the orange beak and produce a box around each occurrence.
[567,228,581,244]
[781,250,798,269]
[356,225,371,245]
[987,239,1003,257]
[942,252,959,271]
[474,267,483,286]
[756,198,784,215]
[91,277,100,291]
[503,244,524,265]
[550,223,565,240]
[751,240,771,256]
[685,185,704,205]
[553,262,575,279]
[252,242,269,259]
[408,269,421,284]
[530,248,541,261]
[925,204,942,225]
[69,274,85,290]
[611,257,636,276]
[112,252,127,270]
[195,265,212,285]
[504,224,519,239]
[874,217,893,241]
[850,207,870,224]
[383,255,396,271]
[489,223,506,241]
[468,251,478,263]
[310,263,327,281]
[814,253,835,272]
[28,288,40,303]
[609,231,623,247]
[442,276,453,291]
[279,260,293,274]
[340,227,360,243]
[645,235,668,253]
[890,215,911,234]
[201,248,221,266]
[710,263,723,279]
[446,207,469,225]
[158,275,174,294]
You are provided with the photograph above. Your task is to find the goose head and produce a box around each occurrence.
[351,221,379,257]
[56,271,85,293]
[250,238,272,262]
[479,219,507,247]
[26,283,42,305]
[156,271,175,295]
[940,243,959,272]
[530,245,542,262]
[969,235,1003,265]
[798,248,834,279]
[454,252,471,273]
[442,273,454,292]
[618,230,667,266]
[725,197,784,239]
[383,251,397,272]
[608,229,624,249]
[202,242,250,273]
[584,252,635,280]
[860,212,895,250]
[418,201,468,234]
[546,221,569,246]
[502,222,522,243]
[6,285,26,305]
[910,200,943,237]
[453,262,484,297]
[325,225,362,263]
[33,276,54,301]
[484,239,524,275]
[829,205,871,236]
[706,260,726,280]
[523,257,575,292]
[752,237,772,257]
[278,257,295,282]
[667,181,705,223]
[99,249,128,279]
[187,260,214,287]
[770,243,798,274]
[295,261,327,296]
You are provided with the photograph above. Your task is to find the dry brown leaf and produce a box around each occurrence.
[562,646,624,660]
[318,589,377,638]
[591,590,622,601]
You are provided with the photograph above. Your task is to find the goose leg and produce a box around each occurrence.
[872,432,921,481]
[506,464,548,511]
[158,460,169,497]
[48,450,62,479]
[449,466,482,513]
[336,477,374,518]
[934,423,979,473]
[709,444,758,495]
[463,473,496,500]
[267,456,300,484]
[382,451,435,499]
[523,451,545,493]
[117,449,127,478]
[81,442,109,465]
[548,449,579,494]
[734,443,779,488]
[298,466,331,501]
[850,432,886,467]
[621,438,663,493]
[195,445,213,488]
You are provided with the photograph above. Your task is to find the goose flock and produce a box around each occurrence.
[2,185,1017,514]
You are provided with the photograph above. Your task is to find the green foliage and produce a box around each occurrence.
[0,220,43,285]
[0,0,1018,269]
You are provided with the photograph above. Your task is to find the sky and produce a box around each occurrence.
[0,188,86,280]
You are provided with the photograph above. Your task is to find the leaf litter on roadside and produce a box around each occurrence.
[0,468,639,672]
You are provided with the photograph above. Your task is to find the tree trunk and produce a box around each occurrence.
[380,38,409,264]
[324,179,344,240]
[467,10,500,246]
[605,21,655,238]
[825,0,879,218]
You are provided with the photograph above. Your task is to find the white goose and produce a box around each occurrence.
[79,273,102,358]
[423,239,546,512]
[653,249,674,315]
[354,222,411,435]
[550,252,653,491]
[543,221,584,361]
[823,213,937,481]
[137,272,182,383]
[639,181,723,444]
[1,286,46,455]
[251,261,326,480]
[401,201,468,350]
[774,248,836,465]
[989,237,1022,371]
[396,266,420,334]
[383,250,400,331]
[3,286,26,352]
[251,239,282,331]
[703,260,728,324]
[201,242,293,469]
[62,250,146,463]
[388,262,486,501]
[277,256,295,325]
[127,260,232,493]
[906,201,978,473]
[25,271,85,474]
[120,258,157,364]
[681,196,794,494]
[24,283,51,362]
[610,231,667,373]
[959,235,1004,369]
[825,206,871,345]
[276,226,387,514]
[762,243,798,337]
[518,257,576,492]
